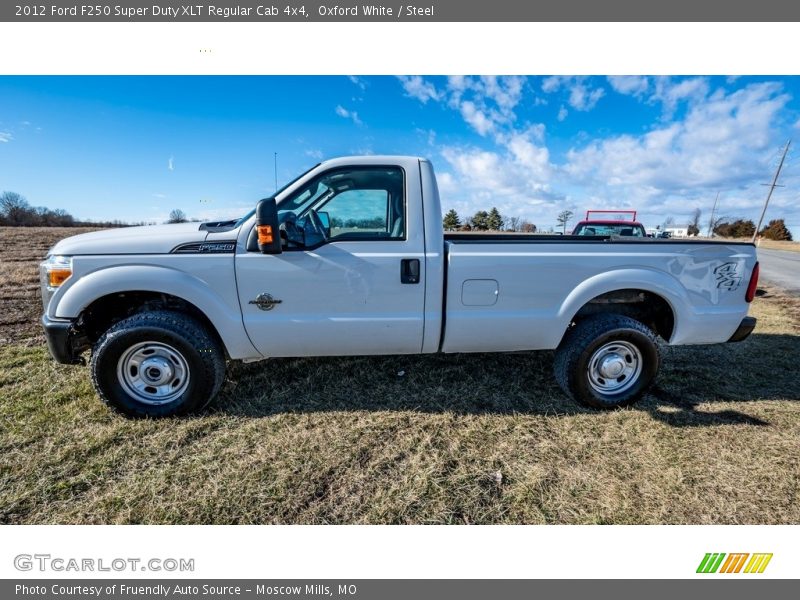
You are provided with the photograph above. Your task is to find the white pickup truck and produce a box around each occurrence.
[40,156,759,417]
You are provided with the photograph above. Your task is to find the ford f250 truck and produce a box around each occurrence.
[40,156,759,417]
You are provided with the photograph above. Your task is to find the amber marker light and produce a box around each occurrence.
[257,225,274,244]
[42,255,73,288]
[48,268,72,287]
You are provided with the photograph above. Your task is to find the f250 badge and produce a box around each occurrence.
[714,262,742,290]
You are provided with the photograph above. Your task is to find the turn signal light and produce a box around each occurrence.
[48,268,72,287]
[257,224,274,244]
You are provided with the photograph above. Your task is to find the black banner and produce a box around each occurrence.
[4,0,800,22]
[4,580,799,600]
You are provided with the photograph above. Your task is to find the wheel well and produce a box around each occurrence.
[78,291,226,355]
[571,289,675,341]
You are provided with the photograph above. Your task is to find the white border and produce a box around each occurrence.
[1,22,800,74]
[1,525,794,579]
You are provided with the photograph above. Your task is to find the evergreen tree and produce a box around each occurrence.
[442,209,461,231]
[471,210,490,231]
[759,219,793,241]
[487,207,504,231]
[714,219,756,238]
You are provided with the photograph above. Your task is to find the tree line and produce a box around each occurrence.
[443,207,538,232]
[713,218,792,241]
[1,191,190,227]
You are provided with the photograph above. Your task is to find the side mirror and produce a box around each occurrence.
[255,198,282,254]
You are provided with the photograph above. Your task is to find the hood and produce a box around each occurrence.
[48,222,210,256]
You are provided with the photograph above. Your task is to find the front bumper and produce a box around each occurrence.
[727,316,757,343]
[41,315,87,365]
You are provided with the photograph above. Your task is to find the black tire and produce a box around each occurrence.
[91,310,225,417]
[554,313,660,409]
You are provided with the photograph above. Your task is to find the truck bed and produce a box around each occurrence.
[440,236,757,353]
[444,233,755,245]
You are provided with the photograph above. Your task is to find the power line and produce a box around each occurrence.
[707,191,720,237]
[752,140,790,243]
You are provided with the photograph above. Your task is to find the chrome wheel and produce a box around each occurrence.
[116,341,190,405]
[587,340,642,394]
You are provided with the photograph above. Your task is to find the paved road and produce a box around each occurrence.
[757,248,800,294]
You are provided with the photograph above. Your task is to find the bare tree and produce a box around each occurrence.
[556,210,573,234]
[688,207,702,236]
[0,191,33,225]
[167,209,188,224]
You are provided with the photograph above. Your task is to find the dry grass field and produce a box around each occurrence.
[755,238,800,253]
[1,226,798,524]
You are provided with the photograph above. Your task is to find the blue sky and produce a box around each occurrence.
[1,75,798,234]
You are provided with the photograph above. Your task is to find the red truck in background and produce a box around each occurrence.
[572,210,647,237]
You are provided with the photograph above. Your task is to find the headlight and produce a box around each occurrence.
[40,255,73,312]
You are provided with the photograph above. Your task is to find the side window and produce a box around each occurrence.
[324,189,392,239]
[289,167,405,242]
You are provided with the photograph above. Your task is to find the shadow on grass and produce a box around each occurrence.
[212,333,799,428]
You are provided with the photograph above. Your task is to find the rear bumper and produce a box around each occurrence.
[727,316,757,343]
[41,315,86,365]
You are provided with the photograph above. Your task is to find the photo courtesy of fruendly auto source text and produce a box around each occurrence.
[1,1,799,596]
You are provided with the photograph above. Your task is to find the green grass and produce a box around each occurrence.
[1,287,799,524]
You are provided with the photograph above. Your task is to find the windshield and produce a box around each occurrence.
[233,162,320,227]
[573,223,645,237]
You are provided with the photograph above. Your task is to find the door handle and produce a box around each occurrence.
[400,258,420,284]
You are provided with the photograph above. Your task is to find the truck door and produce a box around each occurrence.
[235,164,427,357]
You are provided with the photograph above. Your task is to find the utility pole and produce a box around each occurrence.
[274,152,278,193]
[753,140,790,243]
[707,191,720,237]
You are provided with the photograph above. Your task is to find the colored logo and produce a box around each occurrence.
[697,553,772,574]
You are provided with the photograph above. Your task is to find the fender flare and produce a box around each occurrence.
[53,264,260,360]
[556,267,690,344]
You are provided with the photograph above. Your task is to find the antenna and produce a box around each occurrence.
[274,152,278,193]
[752,140,790,243]
[707,191,720,237]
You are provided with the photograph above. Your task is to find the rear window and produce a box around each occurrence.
[573,223,645,237]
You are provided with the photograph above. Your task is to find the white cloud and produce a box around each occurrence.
[397,75,441,104]
[305,149,324,160]
[569,83,604,111]
[167,156,174,171]
[607,75,649,97]
[440,76,527,137]
[557,105,568,121]
[416,128,437,146]
[564,83,790,220]
[459,101,495,136]
[335,105,363,126]
[480,75,525,114]
[438,123,558,220]
[650,76,709,117]
[0,131,13,142]
[347,75,366,90]
[541,76,605,111]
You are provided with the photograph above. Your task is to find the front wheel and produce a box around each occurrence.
[554,314,660,409]
[91,310,226,417]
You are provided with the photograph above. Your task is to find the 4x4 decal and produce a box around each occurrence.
[714,262,742,290]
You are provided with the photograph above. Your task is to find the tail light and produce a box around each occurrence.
[745,262,759,303]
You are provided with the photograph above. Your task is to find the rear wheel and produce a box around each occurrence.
[554,314,660,409]
[91,310,225,417]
